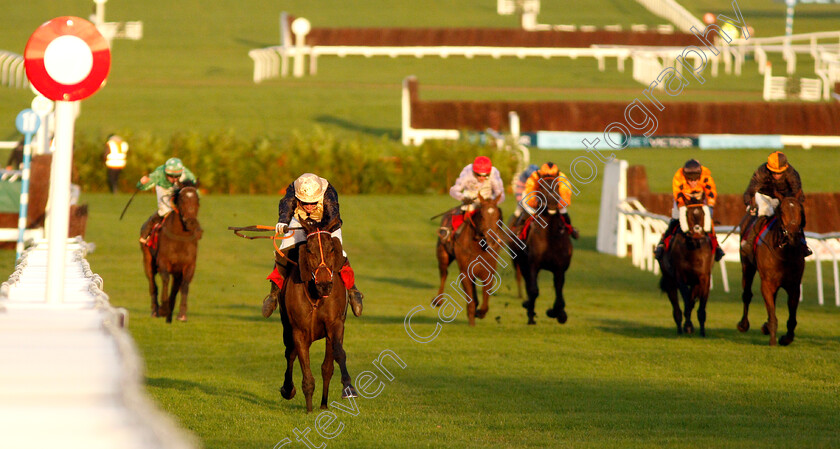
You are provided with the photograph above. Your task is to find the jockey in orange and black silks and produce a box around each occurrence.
[261,173,364,319]
[510,162,579,239]
[655,159,725,262]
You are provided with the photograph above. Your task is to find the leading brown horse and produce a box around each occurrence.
[737,196,806,346]
[141,182,202,323]
[513,177,573,325]
[434,194,503,326]
[278,218,358,413]
[657,201,713,336]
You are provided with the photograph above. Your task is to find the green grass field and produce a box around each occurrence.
[2,2,840,448]
[2,148,836,449]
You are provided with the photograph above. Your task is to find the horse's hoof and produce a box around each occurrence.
[342,386,359,399]
[177,314,187,322]
[151,311,158,318]
[521,300,529,309]
[527,318,536,325]
[280,385,296,400]
[779,335,794,346]
[475,309,488,319]
[676,326,683,335]
[431,297,444,308]
[684,323,694,334]
[547,309,568,324]
[761,322,770,335]
[700,329,706,337]
[737,321,750,333]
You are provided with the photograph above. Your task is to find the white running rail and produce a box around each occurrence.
[632,0,704,32]
[0,238,197,449]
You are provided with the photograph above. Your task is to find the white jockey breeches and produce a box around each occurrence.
[156,186,175,216]
[277,217,346,256]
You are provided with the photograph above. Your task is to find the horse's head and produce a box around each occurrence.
[173,183,200,233]
[777,196,802,246]
[535,175,561,214]
[680,198,712,243]
[298,219,343,298]
[473,193,502,239]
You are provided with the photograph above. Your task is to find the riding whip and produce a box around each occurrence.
[720,208,753,243]
[429,201,473,221]
[228,225,302,239]
[119,188,141,221]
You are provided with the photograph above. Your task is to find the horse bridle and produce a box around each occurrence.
[307,230,334,285]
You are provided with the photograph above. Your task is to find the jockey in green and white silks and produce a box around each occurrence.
[137,157,197,217]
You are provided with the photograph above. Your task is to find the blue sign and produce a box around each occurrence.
[15,109,40,135]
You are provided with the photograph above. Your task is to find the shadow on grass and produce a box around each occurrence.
[594,317,840,347]
[360,275,436,290]
[146,376,307,411]
[314,115,399,139]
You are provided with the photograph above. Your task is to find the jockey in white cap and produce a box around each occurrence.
[262,173,364,318]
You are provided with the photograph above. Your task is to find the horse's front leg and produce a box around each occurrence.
[158,268,172,321]
[679,282,696,334]
[329,321,357,399]
[143,250,159,317]
[779,282,800,346]
[546,269,568,324]
[280,307,297,400]
[166,273,183,324]
[738,259,757,332]
[432,241,452,306]
[460,274,478,327]
[177,264,196,322]
[320,335,335,410]
[293,329,316,413]
[475,266,495,320]
[759,279,779,346]
[696,275,711,337]
[522,265,539,325]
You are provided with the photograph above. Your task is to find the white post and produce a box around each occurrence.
[401,76,414,146]
[291,18,311,78]
[45,101,76,304]
[93,0,107,27]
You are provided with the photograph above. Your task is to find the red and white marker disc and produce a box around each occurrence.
[24,16,110,102]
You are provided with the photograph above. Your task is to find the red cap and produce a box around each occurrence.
[473,156,492,175]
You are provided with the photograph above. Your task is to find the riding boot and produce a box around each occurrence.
[561,213,579,239]
[139,213,165,244]
[799,233,813,257]
[339,258,363,317]
[654,219,679,261]
[263,248,293,318]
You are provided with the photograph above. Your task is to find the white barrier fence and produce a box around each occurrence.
[0,51,28,89]
[617,200,840,306]
[0,238,196,449]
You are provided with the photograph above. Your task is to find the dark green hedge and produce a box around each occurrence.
[72,130,519,195]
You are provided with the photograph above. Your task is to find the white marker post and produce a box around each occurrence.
[24,17,111,304]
